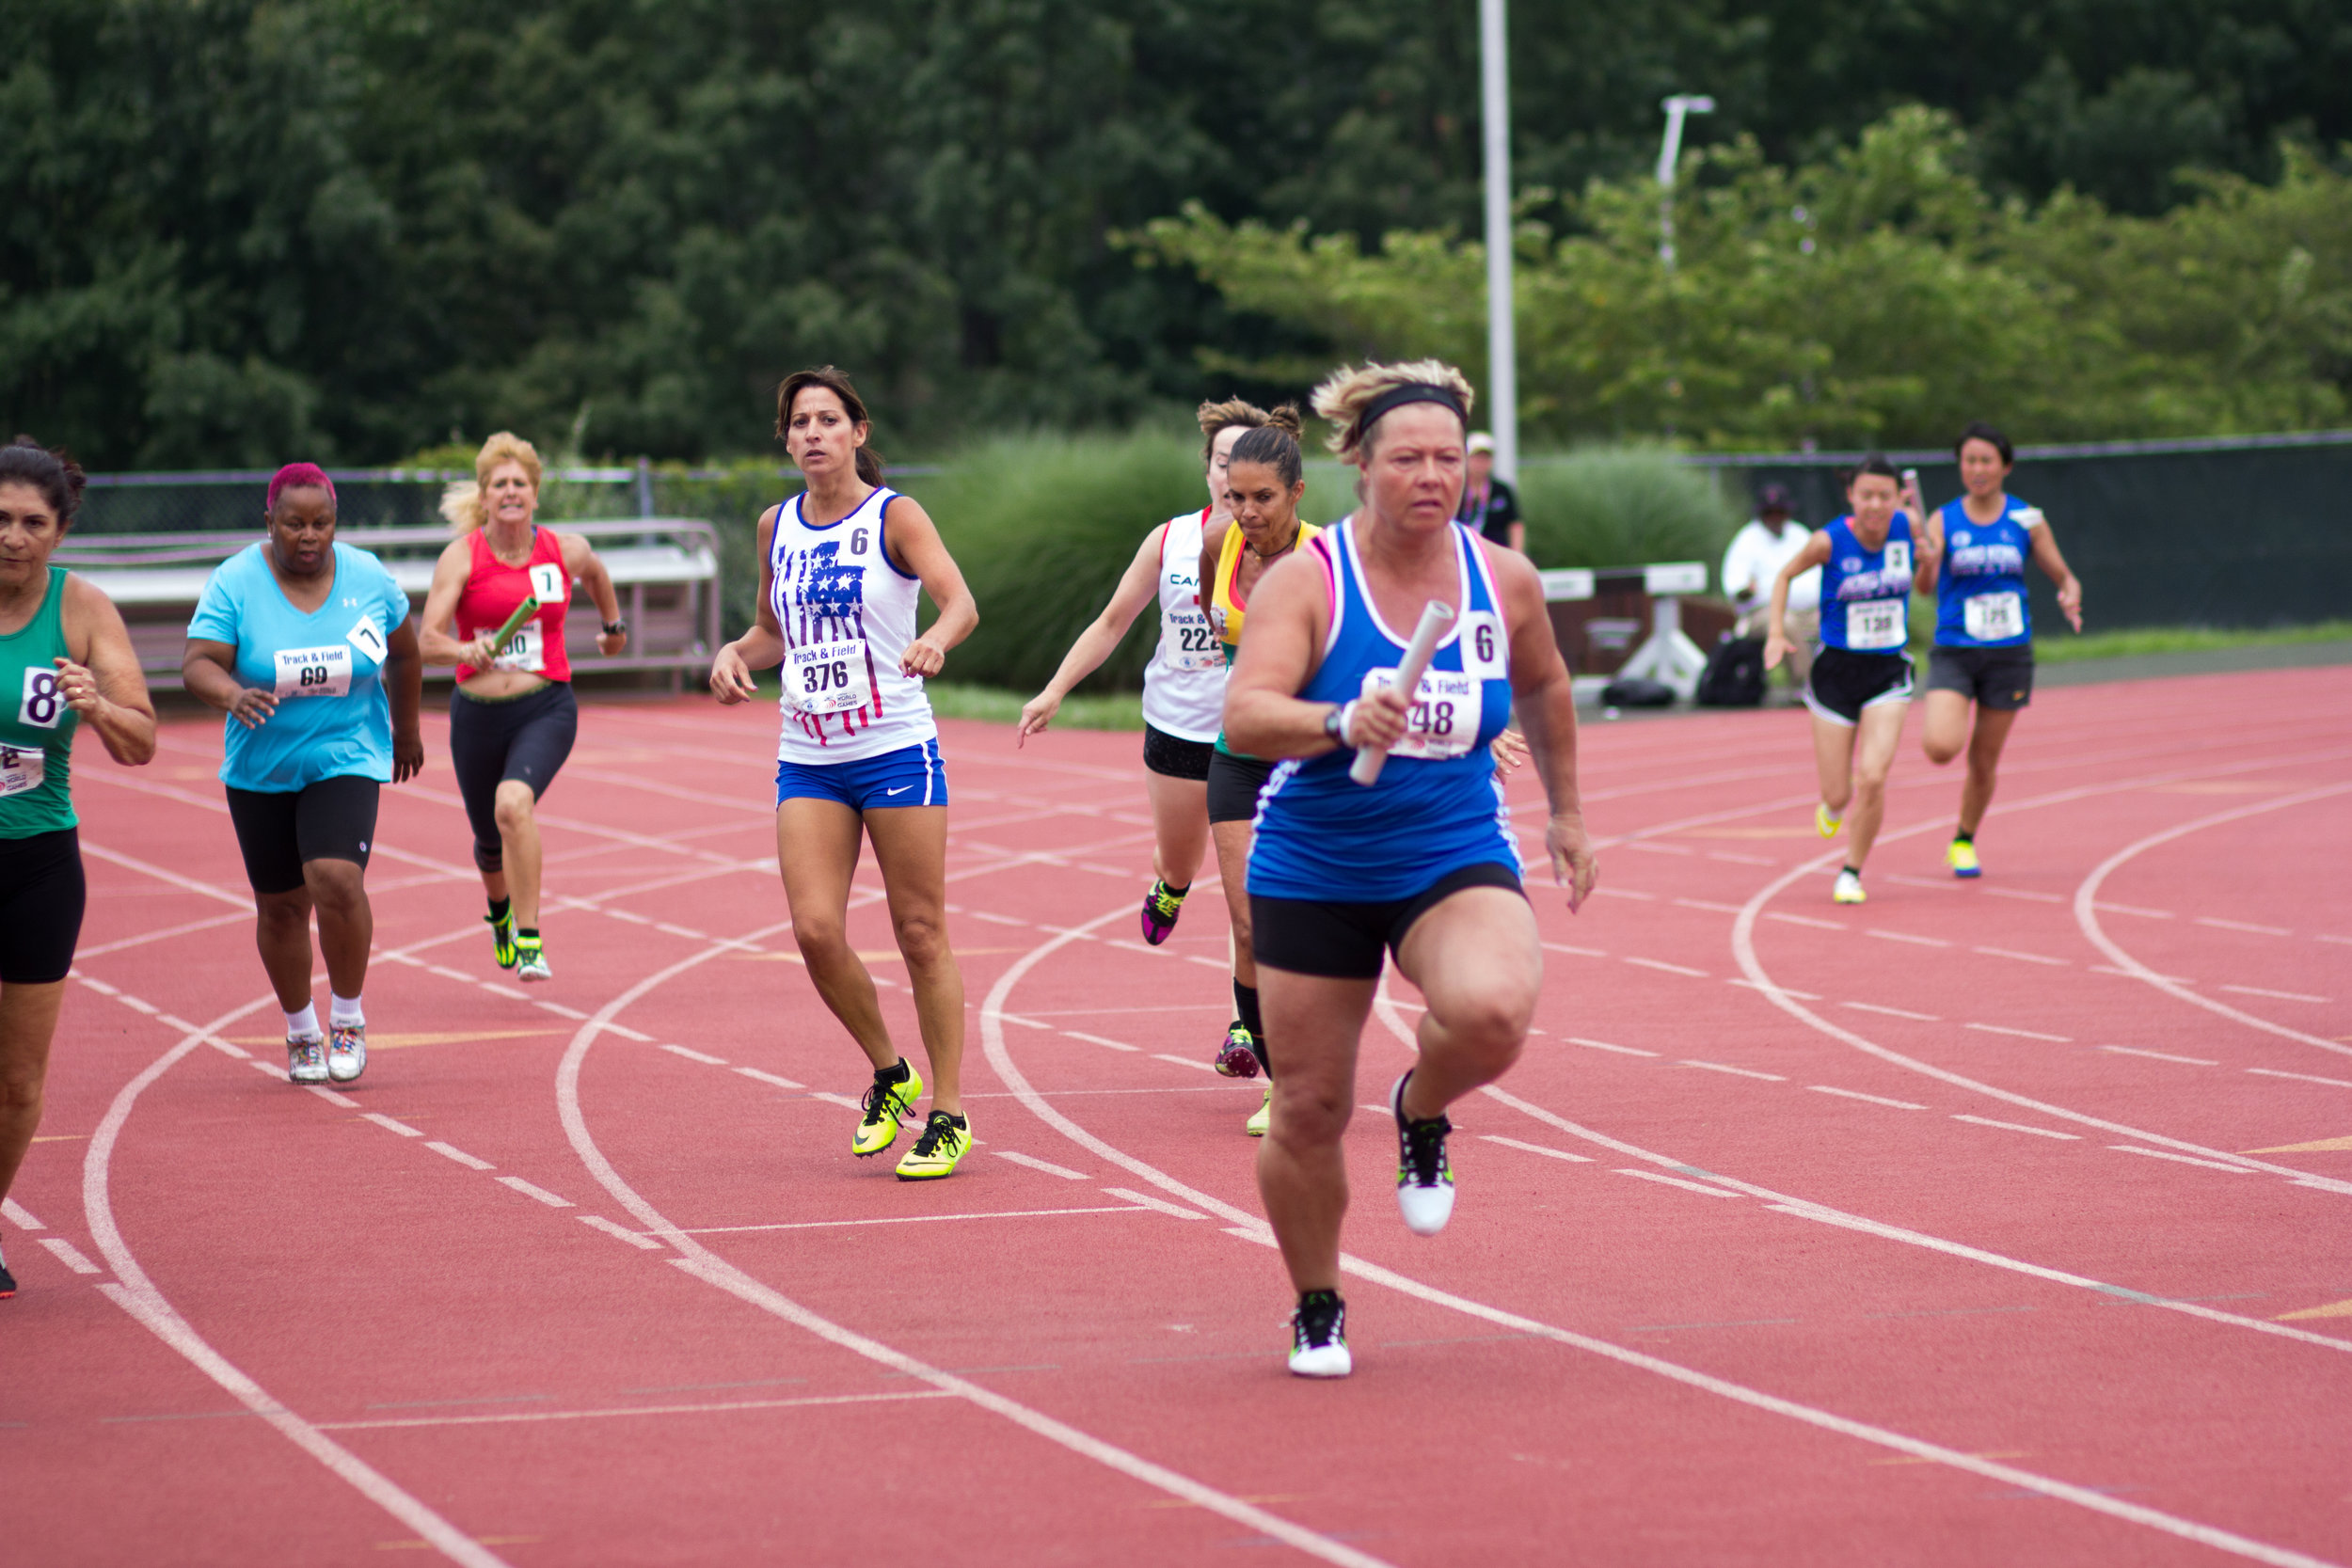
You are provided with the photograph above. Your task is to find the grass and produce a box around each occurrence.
[2030,621,2352,663]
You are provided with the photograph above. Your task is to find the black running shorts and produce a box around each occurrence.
[1927,644,2034,711]
[1142,722,1214,782]
[450,681,579,873]
[225,775,381,895]
[1804,646,1915,726]
[0,827,86,984]
[1252,863,1525,981]
[1205,748,1278,825]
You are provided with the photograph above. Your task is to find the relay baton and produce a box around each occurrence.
[485,595,540,659]
[1348,600,1454,786]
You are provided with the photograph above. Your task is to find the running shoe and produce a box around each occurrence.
[515,935,552,983]
[287,1032,328,1085]
[1288,1290,1351,1378]
[0,1245,15,1298]
[895,1111,972,1180]
[852,1062,925,1157]
[1391,1071,1455,1236]
[326,1024,367,1085]
[1833,868,1867,905]
[1214,1023,1262,1079]
[1816,801,1844,839]
[1245,1084,1272,1138]
[485,907,518,970]
[1140,879,1189,946]
[1947,838,1981,879]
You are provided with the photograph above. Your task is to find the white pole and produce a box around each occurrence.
[1656,95,1715,270]
[1479,0,1518,488]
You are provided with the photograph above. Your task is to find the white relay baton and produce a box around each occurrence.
[1348,600,1454,786]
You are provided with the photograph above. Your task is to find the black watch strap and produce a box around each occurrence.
[602,619,628,636]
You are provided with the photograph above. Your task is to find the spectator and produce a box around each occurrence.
[1457,433,1523,553]
[1723,483,1819,689]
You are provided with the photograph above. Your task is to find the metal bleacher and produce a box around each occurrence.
[58,518,723,691]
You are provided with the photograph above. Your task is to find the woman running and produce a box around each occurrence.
[1199,413,1319,1136]
[1917,422,2084,876]
[0,438,155,1299]
[1763,454,1934,905]
[1224,362,1596,1378]
[420,434,627,981]
[709,367,982,1181]
[184,464,421,1085]
[1017,398,1287,950]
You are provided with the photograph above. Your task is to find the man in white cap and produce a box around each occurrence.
[1723,482,1818,689]
[1457,432,1522,553]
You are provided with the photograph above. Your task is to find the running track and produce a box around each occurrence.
[9,667,2350,1566]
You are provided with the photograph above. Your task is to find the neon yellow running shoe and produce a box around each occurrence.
[1816,801,1843,839]
[852,1062,924,1157]
[1246,1085,1272,1138]
[894,1111,971,1180]
[485,906,517,970]
[1947,838,1982,879]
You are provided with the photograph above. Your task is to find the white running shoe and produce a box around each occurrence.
[1287,1291,1351,1378]
[516,936,552,982]
[1391,1072,1456,1236]
[287,1033,328,1085]
[1833,868,1867,905]
[326,1024,367,1084]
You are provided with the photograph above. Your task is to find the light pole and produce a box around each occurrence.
[1656,94,1715,270]
[1479,0,1517,488]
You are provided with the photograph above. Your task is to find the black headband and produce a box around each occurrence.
[1350,382,1469,448]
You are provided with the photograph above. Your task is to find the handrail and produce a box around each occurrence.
[57,517,720,569]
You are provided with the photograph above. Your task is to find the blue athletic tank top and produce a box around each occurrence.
[1247,518,1519,903]
[1817,513,1917,655]
[1933,495,2041,649]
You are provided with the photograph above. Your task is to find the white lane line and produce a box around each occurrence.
[1602,887,1658,900]
[602,1023,652,1042]
[1808,1086,1928,1111]
[119,996,159,1015]
[1104,1187,1211,1221]
[576,1214,664,1250]
[1542,942,1609,958]
[967,910,1027,927]
[535,1001,592,1021]
[496,1177,574,1208]
[1964,1022,2073,1042]
[1618,1169,1743,1198]
[1672,897,1747,914]
[2097,902,2173,919]
[660,1043,727,1065]
[306,1085,361,1110]
[1705,850,1776,866]
[1626,957,1709,977]
[1766,912,1846,930]
[1681,1060,1785,1082]
[427,965,477,984]
[74,909,253,958]
[655,923,707,940]
[2074,783,2352,1062]
[2111,1147,2258,1175]
[207,1037,248,1059]
[246,1059,284,1080]
[2318,935,2352,947]
[75,975,120,994]
[1568,1037,1658,1057]
[83,998,517,1568]
[425,1141,495,1171]
[677,1208,1144,1236]
[76,841,253,910]
[2221,985,2329,1004]
[1727,977,1823,1000]
[996,1012,1054,1030]
[1622,840,1694,856]
[1952,1115,2078,1140]
[2197,916,2293,936]
[1482,1134,1594,1164]
[481,983,531,1002]
[1063,1032,1141,1053]
[1867,930,1951,948]
[1843,1002,1939,1022]
[3,1197,44,1229]
[2248,1068,2352,1088]
[994,1151,1091,1180]
[157,1014,199,1033]
[1986,887,2063,903]
[1975,946,2068,967]
[2090,963,2198,983]
[1149,1053,1216,1073]
[1184,955,1229,970]
[2102,1047,2219,1067]
[733,1066,804,1089]
[38,1236,104,1275]
[319,1389,950,1432]
[361,1113,425,1138]
[605,908,651,925]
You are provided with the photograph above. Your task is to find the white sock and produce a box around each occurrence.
[329,993,365,1029]
[285,1003,320,1039]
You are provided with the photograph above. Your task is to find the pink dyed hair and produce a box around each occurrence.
[266,462,336,515]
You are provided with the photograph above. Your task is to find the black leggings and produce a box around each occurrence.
[449,682,578,874]
[0,828,85,984]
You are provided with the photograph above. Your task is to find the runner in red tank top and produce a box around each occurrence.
[421,433,626,981]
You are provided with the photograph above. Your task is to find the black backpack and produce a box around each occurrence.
[1600,675,1677,708]
[1695,636,1767,707]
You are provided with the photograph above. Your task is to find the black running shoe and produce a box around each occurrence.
[0,1247,16,1299]
[1288,1290,1350,1377]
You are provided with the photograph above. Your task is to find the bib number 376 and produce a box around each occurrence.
[788,639,869,714]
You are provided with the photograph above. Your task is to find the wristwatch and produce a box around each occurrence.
[1322,704,1346,742]
[602,619,628,636]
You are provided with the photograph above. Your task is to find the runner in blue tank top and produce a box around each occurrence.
[1916,422,2085,879]
[1764,454,1934,905]
[1223,360,1596,1380]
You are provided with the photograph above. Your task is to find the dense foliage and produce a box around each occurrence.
[8,0,2348,467]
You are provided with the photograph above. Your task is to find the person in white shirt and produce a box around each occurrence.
[1723,483,1819,688]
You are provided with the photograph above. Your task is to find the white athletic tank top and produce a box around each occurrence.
[1138,509,1225,743]
[769,485,938,765]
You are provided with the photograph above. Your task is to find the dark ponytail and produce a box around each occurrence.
[776,366,884,486]
[0,436,87,528]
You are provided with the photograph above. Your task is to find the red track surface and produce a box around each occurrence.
[9,668,2350,1566]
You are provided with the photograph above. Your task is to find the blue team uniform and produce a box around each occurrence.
[1933,496,2041,648]
[1816,513,1917,654]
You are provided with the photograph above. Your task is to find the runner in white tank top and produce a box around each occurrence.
[712,367,981,1182]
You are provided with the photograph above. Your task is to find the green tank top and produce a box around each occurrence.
[0,566,81,837]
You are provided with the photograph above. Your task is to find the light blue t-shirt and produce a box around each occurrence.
[189,542,412,792]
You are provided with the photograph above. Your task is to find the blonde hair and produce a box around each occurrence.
[1195,397,1299,464]
[1311,360,1475,464]
[439,432,545,533]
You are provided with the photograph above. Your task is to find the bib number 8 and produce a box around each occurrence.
[19,667,62,729]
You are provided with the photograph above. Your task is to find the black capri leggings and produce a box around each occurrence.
[449,681,579,874]
[0,827,86,985]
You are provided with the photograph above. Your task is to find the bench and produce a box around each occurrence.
[57,518,723,691]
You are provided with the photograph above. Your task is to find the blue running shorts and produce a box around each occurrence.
[774,737,949,811]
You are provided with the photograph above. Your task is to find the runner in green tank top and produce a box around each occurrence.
[0,438,157,1300]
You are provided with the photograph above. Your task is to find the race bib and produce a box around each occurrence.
[1964,591,2024,642]
[274,644,353,699]
[1360,666,1481,761]
[17,666,63,730]
[1165,612,1220,673]
[345,616,387,665]
[527,562,568,603]
[1457,610,1510,681]
[485,621,545,673]
[1883,539,1912,578]
[787,637,871,714]
[1845,599,1905,651]
[0,743,44,798]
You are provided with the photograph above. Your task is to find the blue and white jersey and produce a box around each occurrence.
[1248,517,1519,903]
[1817,512,1918,655]
[1933,495,2042,648]
[770,485,938,766]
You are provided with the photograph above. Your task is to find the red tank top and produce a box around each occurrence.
[454,527,572,683]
